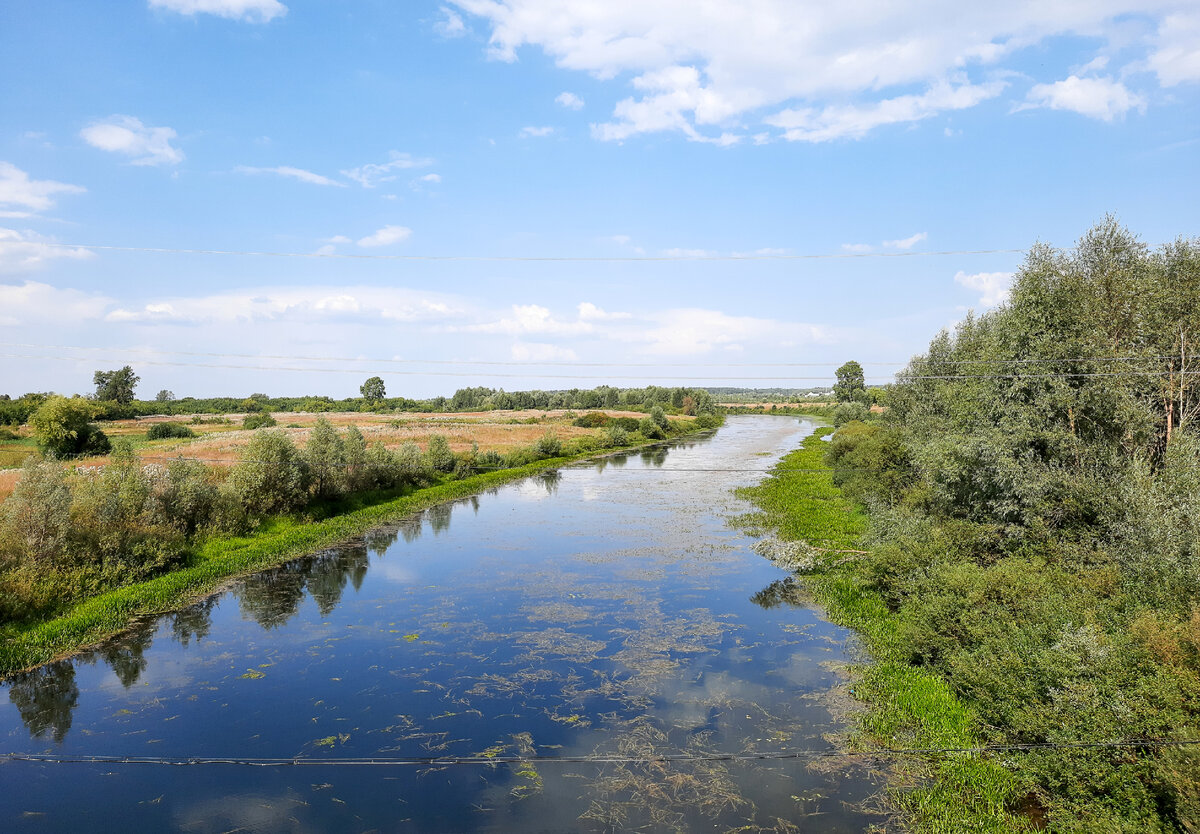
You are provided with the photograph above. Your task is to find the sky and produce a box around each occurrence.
[1,0,1198,399]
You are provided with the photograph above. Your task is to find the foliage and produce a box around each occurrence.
[360,376,386,403]
[145,421,196,440]
[534,431,562,458]
[572,411,611,428]
[0,459,72,567]
[834,360,866,403]
[29,396,111,457]
[831,401,870,426]
[638,416,666,440]
[423,434,456,473]
[242,412,277,430]
[155,390,175,403]
[92,366,140,404]
[228,431,310,515]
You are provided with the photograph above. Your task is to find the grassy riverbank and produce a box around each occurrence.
[736,428,1031,832]
[0,438,691,677]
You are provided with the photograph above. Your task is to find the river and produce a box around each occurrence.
[0,415,884,832]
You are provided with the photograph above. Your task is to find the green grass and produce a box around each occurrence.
[739,427,1032,833]
[0,435,703,676]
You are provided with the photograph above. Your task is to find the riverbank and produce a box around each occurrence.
[736,427,1032,832]
[0,435,706,677]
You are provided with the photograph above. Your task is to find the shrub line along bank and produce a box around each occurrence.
[736,424,1032,833]
[0,431,711,678]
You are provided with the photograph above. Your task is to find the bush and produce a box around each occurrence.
[29,396,109,457]
[146,422,196,440]
[423,434,456,473]
[604,425,629,447]
[228,431,309,515]
[572,412,611,428]
[534,431,562,458]
[243,412,277,430]
[696,413,722,430]
[831,401,870,426]
[639,416,666,440]
[610,416,640,432]
[649,406,670,431]
[303,417,346,499]
[0,458,72,567]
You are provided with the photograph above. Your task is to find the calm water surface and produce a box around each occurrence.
[0,416,884,832]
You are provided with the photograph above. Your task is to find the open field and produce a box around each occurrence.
[0,409,666,501]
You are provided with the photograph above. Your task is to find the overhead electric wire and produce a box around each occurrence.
[5,342,1198,369]
[5,737,1200,767]
[3,353,1197,382]
[35,242,1028,262]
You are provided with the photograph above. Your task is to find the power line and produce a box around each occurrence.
[6,342,1197,369]
[4,737,1199,767]
[4,353,1196,382]
[36,242,1028,262]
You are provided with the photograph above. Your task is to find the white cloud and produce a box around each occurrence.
[341,152,434,188]
[0,162,85,214]
[148,0,286,23]
[883,232,928,250]
[841,243,874,254]
[325,235,352,244]
[234,165,345,186]
[0,229,94,274]
[1148,12,1200,86]
[954,270,1013,308]
[451,0,1173,143]
[1021,75,1144,121]
[555,91,584,110]
[415,173,442,184]
[435,6,467,37]
[466,303,594,336]
[519,126,555,137]
[104,285,462,325]
[80,115,183,166]
[577,302,631,321]
[511,342,578,361]
[630,308,830,356]
[765,80,1006,142]
[356,225,413,247]
[0,280,109,326]
[607,234,632,246]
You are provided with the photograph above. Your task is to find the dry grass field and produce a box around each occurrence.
[0,409,655,501]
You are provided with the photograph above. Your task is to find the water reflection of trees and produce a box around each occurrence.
[640,447,669,467]
[750,577,810,610]
[172,598,216,646]
[236,547,371,627]
[7,660,78,743]
[428,502,453,535]
[535,470,562,495]
[365,527,400,556]
[97,623,156,688]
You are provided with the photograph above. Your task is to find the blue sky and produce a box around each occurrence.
[1,0,1198,398]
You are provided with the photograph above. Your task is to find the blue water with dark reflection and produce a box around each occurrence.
[0,416,884,832]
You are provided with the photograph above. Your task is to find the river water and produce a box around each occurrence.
[0,416,883,832]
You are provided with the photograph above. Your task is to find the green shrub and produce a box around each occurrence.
[243,412,277,430]
[0,458,72,567]
[639,416,666,440]
[649,406,670,431]
[572,412,611,428]
[29,396,109,457]
[304,417,346,499]
[423,434,456,473]
[610,416,640,432]
[228,431,309,515]
[832,401,870,426]
[534,431,562,458]
[145,422,196,440]
[604,425,629,447]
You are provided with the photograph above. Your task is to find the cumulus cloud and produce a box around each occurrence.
[450,0,1174,143]
[466,303,594,336]
[341,152,434,188]
[661,248,717,258]
[0,229,93,274]
[1021,75,1144,121]
[841,243,874,254]
[629,308,830,356]
[416,173,442,184]
[955,270,1014,308]
[519,126,554,137]
[80,115,183,166]
[555,91,584,109]
[234,165,345,186]
[577,302,630,321]
[356,225,412,247]
[0,280,110,326]
[1148,12,1200,86]
[884,232,928,250]
[0,162,85,215]
[148,0,286,23]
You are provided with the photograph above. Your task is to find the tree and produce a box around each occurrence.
[155,389,175,403]
[834,361,866,403]
[29,396,110,457]
[360,376,386,404]
[93,366,140,404]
